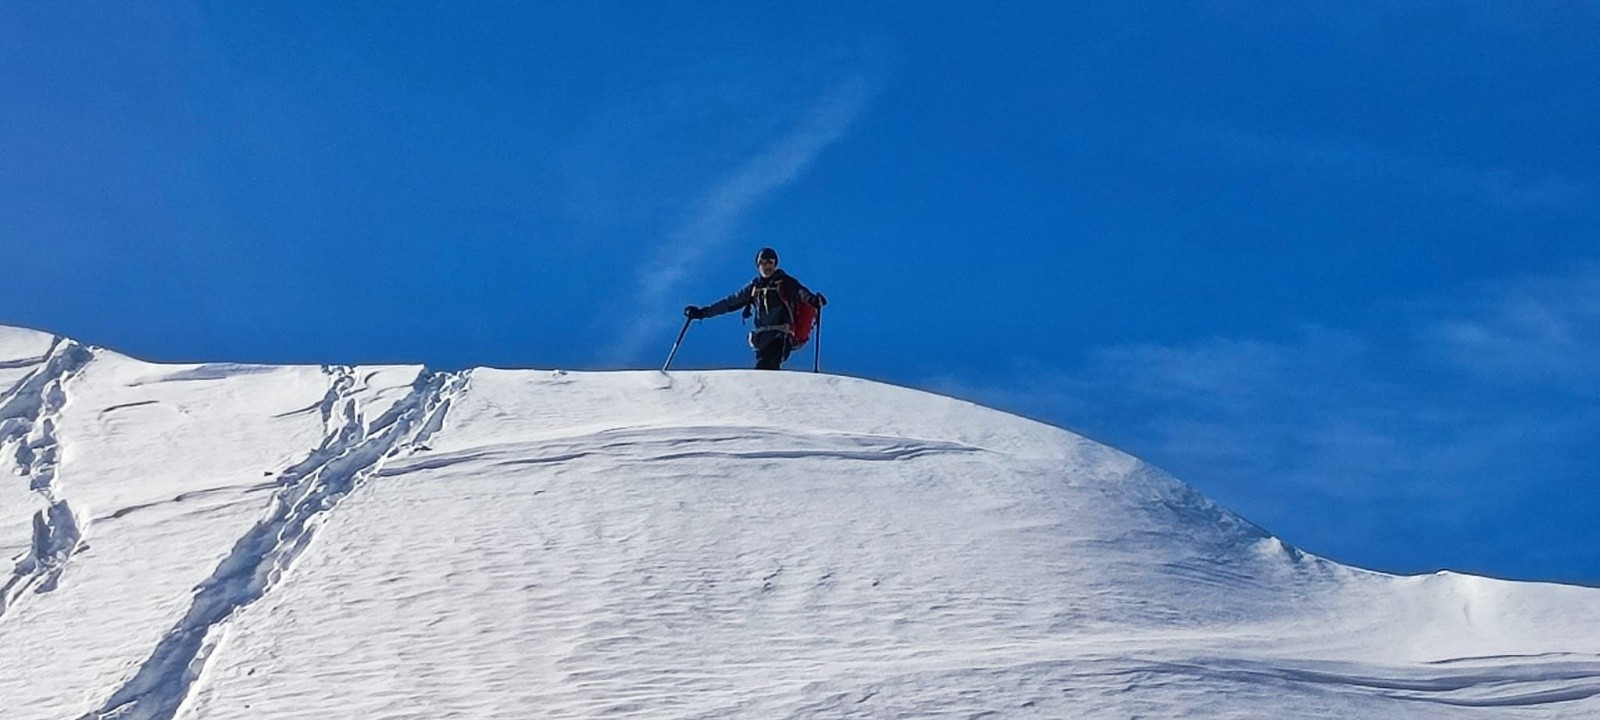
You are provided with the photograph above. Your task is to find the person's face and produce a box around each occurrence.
[757,257,777,277]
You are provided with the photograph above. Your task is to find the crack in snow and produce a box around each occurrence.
[0,354,51,371]
[376,426,988,478]
[81,367,470,720]
[0,337,95,619]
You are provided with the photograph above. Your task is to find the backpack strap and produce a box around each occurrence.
[775,278,798,338]
[744,278,793,335]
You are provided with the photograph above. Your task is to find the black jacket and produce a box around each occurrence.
[701,269,818,333]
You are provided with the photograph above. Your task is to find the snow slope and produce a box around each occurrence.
[1,324,1598,719]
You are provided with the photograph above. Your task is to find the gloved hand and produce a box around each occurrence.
[684,305,705,320]
[809,293,828,308]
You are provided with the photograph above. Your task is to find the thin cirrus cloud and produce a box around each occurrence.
[1182,124,1593,211]
[603,75,875,365]
[1424,262,1600,388]
[933,261,1600,580]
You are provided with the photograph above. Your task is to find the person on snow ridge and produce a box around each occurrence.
[683,247,827,370]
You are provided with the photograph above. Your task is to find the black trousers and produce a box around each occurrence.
[751,331,792,370]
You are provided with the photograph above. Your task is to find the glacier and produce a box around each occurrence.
[1,323,1598,719]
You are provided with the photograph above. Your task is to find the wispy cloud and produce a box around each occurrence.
[603,76,876,365]
[1424,262,1600,388]
[932,262,1600,583]
[1185,124,1593,211]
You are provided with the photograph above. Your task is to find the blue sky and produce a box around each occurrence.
[3,2,1597,585]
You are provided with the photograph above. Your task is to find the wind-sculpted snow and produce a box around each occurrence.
[0,327,1598,719]
[0,341,425,720]
[83,368,468,720]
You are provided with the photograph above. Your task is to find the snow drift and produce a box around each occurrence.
[1,324,1598,719]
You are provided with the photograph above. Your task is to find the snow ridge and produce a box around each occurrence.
[82,367,470,720]
[0,337,95,618]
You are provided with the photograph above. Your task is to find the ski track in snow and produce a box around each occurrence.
[81,367,470,720]
[0,337,95,619]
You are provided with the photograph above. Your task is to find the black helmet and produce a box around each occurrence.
[755,247,779,264]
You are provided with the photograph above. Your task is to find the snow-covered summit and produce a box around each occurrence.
[2,324,1598,719]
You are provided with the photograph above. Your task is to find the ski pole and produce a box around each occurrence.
[812,306,822,373]
[663,316,693,372]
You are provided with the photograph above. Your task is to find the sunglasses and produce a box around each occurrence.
[757,258,777,264]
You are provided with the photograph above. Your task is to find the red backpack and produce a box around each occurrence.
[789,294,818,348]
